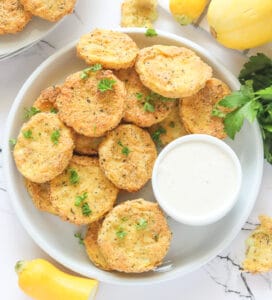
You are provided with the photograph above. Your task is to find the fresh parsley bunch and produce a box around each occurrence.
[213,53,272,163]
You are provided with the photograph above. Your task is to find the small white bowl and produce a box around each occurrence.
[152,134,242,226]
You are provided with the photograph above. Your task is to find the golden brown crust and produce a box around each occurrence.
[243,215,272,273]
[84,221,112,271]
[20,0,76,22]
[0,0,32,34]
[180,78,231,139]
[149,101,187,146]
[33,85,61,112]
[98,199,172,273]
[98,124,157,192]
[135,45,212,98]
[77,29,139,69]
[74,133,103,156]
[13,113,74,183]
[50,155,119,225]
[121,0,157,28]
[56,70,126,137]
[24,179,56,214]
[116,68,174,127]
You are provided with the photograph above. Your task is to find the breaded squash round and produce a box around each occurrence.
[84,221,112,271]
[56,70,126,137]
[135,45,213,98]
[116,68,174,127]
[24,179,56,214]
[243,215,272,273]
[77,29,139,70]
[0,0,32,35]
[33,85,61,112]
[74,133,103,156]
[13,112,74,183]
[180,78,231,139]
[20,0,76,22]
[98,199,172,273]
[121,0,158,28]
[149,101,187,146]
[50,156,119,225]
[98,124,157,192]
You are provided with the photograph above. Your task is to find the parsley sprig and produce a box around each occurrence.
[51,130,60,145]
[145,28,158,37]
[74,192,92,216]
[98,78,116,92]
[69,169,79,185]
[80,64,102,79]
[151,126,166,147]
[213,53,272,163]
[136,218,148,230]
[118,140,131,156]
[24,107,41,120]
[74,232,85,245]
[116,227,127,239]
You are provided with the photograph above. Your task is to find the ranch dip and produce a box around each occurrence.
[153,135,242,225]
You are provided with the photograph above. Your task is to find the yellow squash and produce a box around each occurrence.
[207,0,272,50]
[169,0,209,25]
[15,259,99,300]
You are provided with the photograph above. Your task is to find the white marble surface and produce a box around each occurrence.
[1,0,272,299]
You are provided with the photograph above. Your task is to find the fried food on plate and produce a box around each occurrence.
[180,78,231,139]
[135,45,212,98]
[24,179,56,214]
[33,85,61,113]
[121,0,158,28]
[98,198,172,273]
[20,0,77,22]
[74,133,103,156]
[77,29,139,69]
[56,70,126,137]
[98,124,157,192]
[116,68,174,127]
[50,156,119,225]
[243,215,272,273]
[13,112,74,183]
[84,221,112,271]
[0,0,32,34]
[149,101,187,146]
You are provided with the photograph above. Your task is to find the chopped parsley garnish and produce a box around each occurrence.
[145,28,158,37]
[9,138,17,146]
[144,101,155,112]
[212,53,272,163]
[136,218,148,230]
[80,64,102,79]
[50,107,58,114]
[116,228,127,239]
[74,232,85,245]
[23,130,32,139]
[69,169,79,185]
[75,192,88,207]
[98,78,116,92]
[169,121,175,128]
[151,126,166,147]
[136,92,143,100]
[82,202,92,216]
[24,106,41,120]
[118,140,131,156]
[51,130,60,145]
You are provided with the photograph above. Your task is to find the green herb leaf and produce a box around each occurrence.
[136,218,148,230]
[50,107,58,114]
[51,130,60,145]
[98,78,116,92]
[23,130,32,139]
[24,107,41,120]
[136,92,143,100]
[75,192,88,207]
[74,233,85,245]
[145,28,158,37]
[144,101,155,112]
[151,126,166,147]
[80,64,102,79]
[82,202,92,216]
[9,138,17,146]
[116,228,127,239]
[118,140,131,156]
[69,169,79,185]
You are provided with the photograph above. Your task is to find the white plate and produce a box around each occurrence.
[0,16,61,60]
[3,28,264,285]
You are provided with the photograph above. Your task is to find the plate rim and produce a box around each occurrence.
[3,27,264,285]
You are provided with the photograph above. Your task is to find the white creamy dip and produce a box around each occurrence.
[152,135,242,225]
